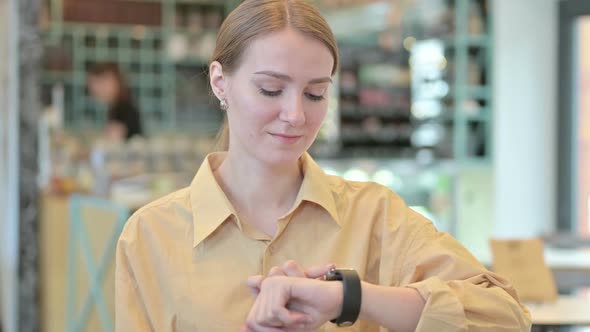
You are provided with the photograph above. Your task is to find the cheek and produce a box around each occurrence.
[230,93,278,132]
[306,105,328,130]
[250,99,277,120]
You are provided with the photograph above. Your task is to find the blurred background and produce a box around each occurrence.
[0,0,589,331]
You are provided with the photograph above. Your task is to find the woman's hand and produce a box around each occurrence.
[246,260,335,297]
[241,261,338,332]
[240,275,343,332]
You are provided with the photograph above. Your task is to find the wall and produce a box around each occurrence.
[1,0,42,330]
[493,0,559,239]
[0,0,20,330]
[17,0,42,330]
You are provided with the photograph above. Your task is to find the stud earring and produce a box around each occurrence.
[220,99,228,111]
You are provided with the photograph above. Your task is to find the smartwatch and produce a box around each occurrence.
[323,268,362,327]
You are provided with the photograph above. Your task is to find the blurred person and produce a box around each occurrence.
[115,1,531,331]
[87,62,143,141]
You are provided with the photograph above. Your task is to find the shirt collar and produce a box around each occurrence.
[190,152,235,247]
[295,152,341,227]
[190,152,341,247]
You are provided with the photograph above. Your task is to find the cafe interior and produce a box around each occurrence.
[1,0,589,331]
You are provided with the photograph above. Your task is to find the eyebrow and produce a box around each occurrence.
[253,70,332,84]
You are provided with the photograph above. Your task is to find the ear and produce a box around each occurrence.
[209,61,227,101]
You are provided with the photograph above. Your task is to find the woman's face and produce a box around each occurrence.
[213,28,334,166]
[87,73,119,105]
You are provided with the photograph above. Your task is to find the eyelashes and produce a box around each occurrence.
[306,93,325,102]
[258,88,325,102]
[258,88,282,97]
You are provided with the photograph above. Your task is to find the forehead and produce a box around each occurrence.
[236,28,334,80]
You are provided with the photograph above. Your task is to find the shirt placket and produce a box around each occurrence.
[261,213,294,274]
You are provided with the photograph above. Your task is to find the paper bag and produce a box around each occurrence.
[489,238,558,303]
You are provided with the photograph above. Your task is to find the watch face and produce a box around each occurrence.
[324,269,339,281]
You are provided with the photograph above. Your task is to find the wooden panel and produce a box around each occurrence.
[40,194,119,332]
[40,194,69,332]
[63,0,161,25]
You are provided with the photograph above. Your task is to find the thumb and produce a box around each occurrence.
[246,275,263,297]
[304,263,336,279]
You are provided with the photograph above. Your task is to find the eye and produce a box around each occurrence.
[259,88,282,97]
[305,93,325,102]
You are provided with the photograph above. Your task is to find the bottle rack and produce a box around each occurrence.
[317,0,492,163]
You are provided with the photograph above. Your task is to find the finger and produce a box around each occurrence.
[268,266,286,277]
[266,280,311,328]
[284,322,311,332]
[275,308,311,328]
[246,320,285,332]
[255,277,305,329]
[247,296,284,332]
[285,300,306,313]
[254,281,285,328]
[284,300,314,331]
[247,275,264,297]
[304,263,336,279]
[247,275,264,288]
[281,260,306,278]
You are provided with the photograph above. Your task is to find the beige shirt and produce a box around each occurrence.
[116,152,531,332]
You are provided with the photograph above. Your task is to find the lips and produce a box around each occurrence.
[271,133,302,139]
[269,133,303,144]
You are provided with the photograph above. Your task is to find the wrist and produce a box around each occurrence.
[327,279,344,321]
[323,268,362,327]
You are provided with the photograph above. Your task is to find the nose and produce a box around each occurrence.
[279,95,306,127]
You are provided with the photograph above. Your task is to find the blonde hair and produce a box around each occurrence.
[211,0,339,151]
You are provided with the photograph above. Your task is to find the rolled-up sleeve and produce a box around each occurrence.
[398,209,531,331]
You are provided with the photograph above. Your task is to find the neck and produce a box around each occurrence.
[214,150,304,222]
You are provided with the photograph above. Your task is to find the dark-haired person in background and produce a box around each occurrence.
[87,63,143,141]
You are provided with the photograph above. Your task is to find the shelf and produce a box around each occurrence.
[171,59,209,67]
[340,86,411,93]
[340,108,411,120]
[41,71,74,84]
[340,130,412,144]
[45,22,165,34]
[125,0,219,3]
[172,28,218,35]
[446,85,491,100]
[442,35,491,48]
[437,107,490,122]
[464,108,491,122]
[323,2,393,40]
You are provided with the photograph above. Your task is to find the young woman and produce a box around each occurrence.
[87,62,143,141]
[115,1,531,331]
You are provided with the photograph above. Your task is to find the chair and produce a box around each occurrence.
[489,238,558,303]
[65,195,129,332]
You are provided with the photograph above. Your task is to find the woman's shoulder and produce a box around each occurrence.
[324,173,405,206]
[136,186,191,214]
[119,187,192,243]
[324,174,436,239]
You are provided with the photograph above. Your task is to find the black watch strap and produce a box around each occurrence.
[323,268,362,327]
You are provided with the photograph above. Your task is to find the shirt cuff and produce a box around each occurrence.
[405,277,467,332]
